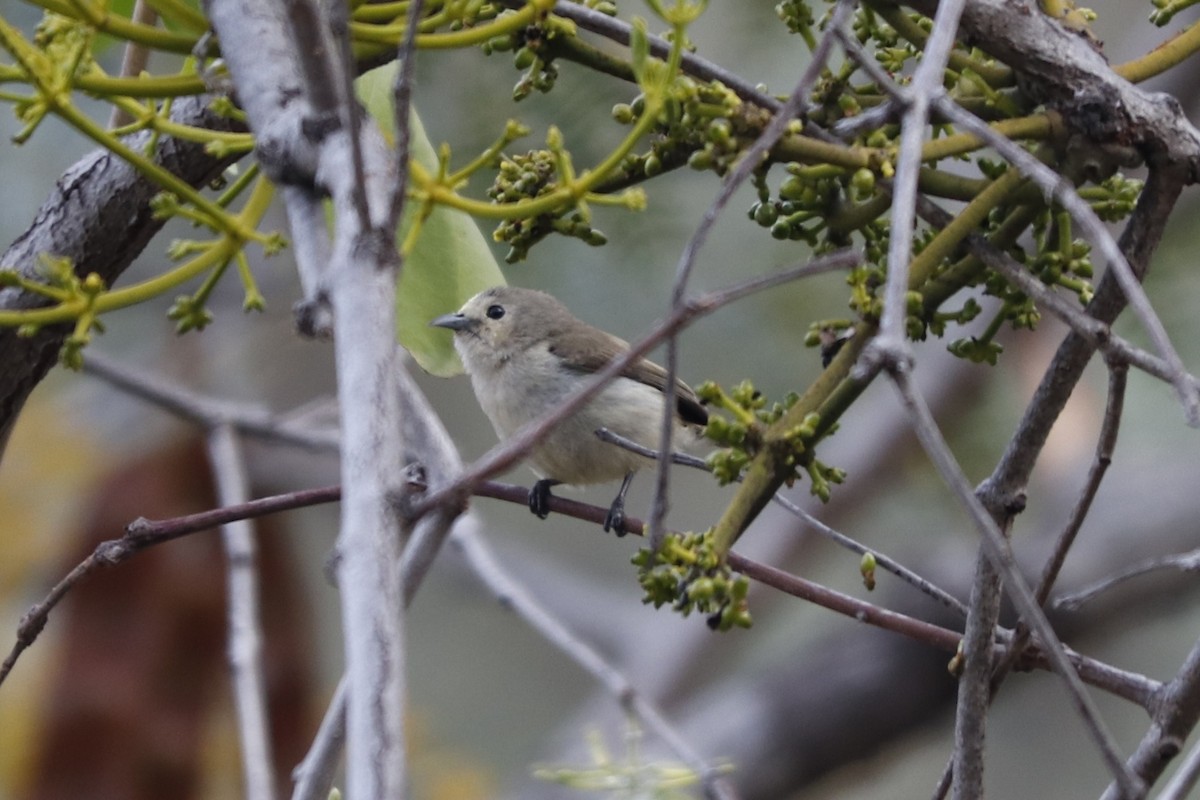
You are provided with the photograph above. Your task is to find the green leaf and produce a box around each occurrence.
[357,63,505,376]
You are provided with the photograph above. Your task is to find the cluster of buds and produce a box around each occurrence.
[487,149,607,262]
[633,530,753,631]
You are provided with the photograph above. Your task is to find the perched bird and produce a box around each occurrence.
[431,286,709,533]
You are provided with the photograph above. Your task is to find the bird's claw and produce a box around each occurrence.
[529,479,557,519]
[604,497,626,536]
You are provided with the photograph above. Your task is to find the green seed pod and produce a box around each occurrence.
[860,551,877,591]
[753,202,779,227]
[779,175,806,201]
[850,167,875,195]
[513,46,536,70]
[687,149,714,171]
[708,118,733,144]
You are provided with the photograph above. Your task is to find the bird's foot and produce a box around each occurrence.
[528,479,559,519]
[604,496,627,536]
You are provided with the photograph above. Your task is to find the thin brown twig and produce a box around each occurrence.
[108,0,159,129]
[325,0,372,228]
[2,477,1161,711]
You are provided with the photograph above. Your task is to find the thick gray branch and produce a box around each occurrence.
[0,96,242,450]
[897,0,1200,175]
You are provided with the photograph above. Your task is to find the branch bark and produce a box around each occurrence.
[0,96,242,450]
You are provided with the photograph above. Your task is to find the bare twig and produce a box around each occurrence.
[385,0,423,231]
[108,0,159,129]
[1055,549,1200,612]
[285,185,336,338]
[886,362,1143,799]
[290,677,348,800]
[871,0,969,352]
[324,0,372,228]
[542,0,780,112]
[929,361,1134,797]
[207,424,276,800]
[7,474,1159,710]
[1154,724,1200,800]
[82,350,339,451]
[1032,363,1127,604]
[1101,634,1200,799]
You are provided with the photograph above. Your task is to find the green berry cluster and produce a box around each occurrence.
[697,379,846,501]
[487,150,607,262]
[441,0,502,30]
[632,530,753,631]
[748,163,843,245]
[849,6,903,50]
[1150,0,1192,26]
[775,0,816,37]
[612,76,767,180]
[1088,174,1143,222]
[482,23,560,101]
[167,293,215,333]
[947,335,1003,365]
[0,256,107,370]
[697,379,771,485]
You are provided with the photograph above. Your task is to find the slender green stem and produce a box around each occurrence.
[447,124,529,186]
[351,0,551,48]
[32,0,201,53]
[76,71,208,98]
[0,176,275,327]
[143,0,209,33]
[921,115,1059,164]
[411,47,668,218]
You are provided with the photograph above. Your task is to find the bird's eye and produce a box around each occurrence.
[486,304,505,320]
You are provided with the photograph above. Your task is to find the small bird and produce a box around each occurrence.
[431,286,709,533]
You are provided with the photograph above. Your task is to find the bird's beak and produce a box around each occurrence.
[430,312,473,332]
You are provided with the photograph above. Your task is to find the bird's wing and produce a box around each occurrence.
[551,328,709,427]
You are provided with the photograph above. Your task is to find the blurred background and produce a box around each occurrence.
[2,1,1200,798]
